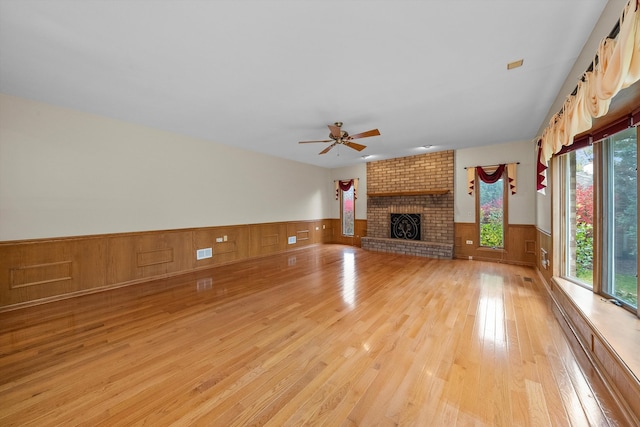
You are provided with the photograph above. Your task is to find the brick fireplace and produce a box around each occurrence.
[361,150,454,259]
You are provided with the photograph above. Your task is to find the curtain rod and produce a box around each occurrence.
[562,4,627,104]
[569,18,622,97]
[333,178,359,182]
[463,162,519,170]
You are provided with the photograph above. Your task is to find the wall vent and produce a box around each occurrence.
[196,248,213,260]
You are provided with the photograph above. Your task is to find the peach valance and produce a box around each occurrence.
[538,0,639,191]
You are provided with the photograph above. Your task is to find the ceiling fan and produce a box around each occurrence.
[298,122,380,155]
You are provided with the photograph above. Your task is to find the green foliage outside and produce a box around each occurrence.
[479,180,504,248]
[608,133,637,307]
[480,207,503,247]
[574,131,637,308]
[575,222,593,284]
[614,274,638,307]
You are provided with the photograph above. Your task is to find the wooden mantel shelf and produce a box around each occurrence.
[367,189,450,197]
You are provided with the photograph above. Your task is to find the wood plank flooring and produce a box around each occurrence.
[0,245,630,426]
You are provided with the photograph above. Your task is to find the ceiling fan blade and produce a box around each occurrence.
[348,129,380,139]
[298,139,333,144]
[319,143,337,155]
[328,124,341,139]
[345,141,367,152]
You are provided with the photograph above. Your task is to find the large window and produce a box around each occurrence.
[478,170,506,248]
[560,126,638,311]
[341,185,355,237]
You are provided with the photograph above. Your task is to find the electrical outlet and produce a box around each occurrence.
[466,240,473,245]
[216,237,223,243]
[288,236,296,244]
[540,248,548,269]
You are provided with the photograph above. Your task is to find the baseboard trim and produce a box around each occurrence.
[453,254,535,267]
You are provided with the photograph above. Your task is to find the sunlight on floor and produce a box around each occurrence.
[342,251,356,307]
[477,274,506,353]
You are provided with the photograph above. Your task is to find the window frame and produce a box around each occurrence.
[474,167,509,251]
[559,143,596,290]
[556,125,639,315]
[340,184,355,237]
[600,127,638,310]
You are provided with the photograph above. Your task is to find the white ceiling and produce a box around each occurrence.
[0,0,624,168]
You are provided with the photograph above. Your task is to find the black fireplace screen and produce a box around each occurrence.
[390,214,421,240]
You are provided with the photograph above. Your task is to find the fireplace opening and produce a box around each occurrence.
[390,213,421,240]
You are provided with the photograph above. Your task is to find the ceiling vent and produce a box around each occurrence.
[507,59,524,70]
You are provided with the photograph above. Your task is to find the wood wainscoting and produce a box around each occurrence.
[326,219,367,247]
[534,227,640,423]
[454,223,537,266]
[0,220,343,310]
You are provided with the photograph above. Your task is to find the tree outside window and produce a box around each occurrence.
[603,127,637,308]
[475,165,508,249]
[479,178,505,248]
[565,146,594,286]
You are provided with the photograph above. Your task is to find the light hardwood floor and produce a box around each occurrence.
[0,245,630,426]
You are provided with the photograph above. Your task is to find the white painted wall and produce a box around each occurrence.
[0,94,333,240]
[1,94,544,241]
[454,140,537,225]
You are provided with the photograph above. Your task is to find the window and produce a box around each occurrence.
[602,127,637,308]
[478,170,506,248]
[341,185,355,237]
[560,125,638,311]
[562,144,594,287]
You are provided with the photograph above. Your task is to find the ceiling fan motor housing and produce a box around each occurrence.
[331,130,349,141]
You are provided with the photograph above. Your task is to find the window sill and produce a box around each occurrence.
[477,247,506,253]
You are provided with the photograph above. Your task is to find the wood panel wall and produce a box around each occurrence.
[453,222,537,266]
[542,277,640,424]
[327,219,367,247]
[4,219,542,309]
[535,228,639,424]
[0,220,343,310]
